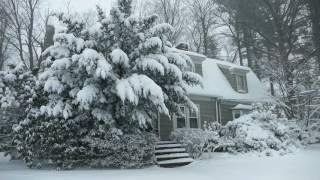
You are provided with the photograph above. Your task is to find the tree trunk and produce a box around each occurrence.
[307,0,320,73]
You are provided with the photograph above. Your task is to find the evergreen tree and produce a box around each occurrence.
[0,64,37,156]
[13,0,202,169]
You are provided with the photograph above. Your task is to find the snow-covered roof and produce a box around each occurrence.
[232,104,253,110]
[187,58,272,102]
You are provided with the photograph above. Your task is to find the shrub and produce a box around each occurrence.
[83,131,156,169]
[220,115,301,155]
[170,128,220,159]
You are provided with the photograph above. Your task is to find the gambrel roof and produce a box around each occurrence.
[176,49,272,102]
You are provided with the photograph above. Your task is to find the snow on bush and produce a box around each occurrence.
[84,132,156,169]
[301,119,320,144]
[170,128,220,159]
[0,64,37,156]
[219,115,301,155]
[220,103,303,155]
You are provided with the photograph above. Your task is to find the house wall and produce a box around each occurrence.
[159,97,218,140]
[191,98,217,128]
[220,102,236,125]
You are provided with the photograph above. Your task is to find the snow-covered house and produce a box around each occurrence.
[156,49,271,140]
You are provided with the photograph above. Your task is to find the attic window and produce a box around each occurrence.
[236,74,247,93]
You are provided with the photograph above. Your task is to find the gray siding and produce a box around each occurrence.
[220,103,236,125]
[195,63,203,76]
[158,98,217,140]
[191,99,217,128]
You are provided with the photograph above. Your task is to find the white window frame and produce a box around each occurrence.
[189,104,201,128]
[174,104,201,129]
[175,106,187,129]
[236,74,247,93]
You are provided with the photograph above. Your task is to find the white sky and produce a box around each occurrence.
[43,0,116,13]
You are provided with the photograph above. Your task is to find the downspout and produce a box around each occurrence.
[219,100,222,124]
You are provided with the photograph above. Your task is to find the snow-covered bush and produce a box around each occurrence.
[218,103,302,155]
[301,119,320,144]
[13,0,201,169]
[85,132,156,168]
[170,128,220,158]
[219,115,301,155]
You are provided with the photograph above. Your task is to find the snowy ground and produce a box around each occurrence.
[1,144,320,180]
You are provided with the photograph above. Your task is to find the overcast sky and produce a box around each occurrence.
[43,0,116,13]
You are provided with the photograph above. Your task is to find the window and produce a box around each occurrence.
[175,105,201,129]
[236,74,247,92]
[189,105,200,128]
[232,109,251,120]
[177,106,187,128]
[232,110,241,120]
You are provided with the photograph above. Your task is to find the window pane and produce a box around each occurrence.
[189,108,197,117]
[234,113,241,119]
[177,117,186,128]
[190,118,198,128]
[237,75,246,91]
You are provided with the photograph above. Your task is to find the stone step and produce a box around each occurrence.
[155,148,186,155]
[156,153,190,161]
[157,158,194,168]
[155,144,184,149]
[156,141,176,145]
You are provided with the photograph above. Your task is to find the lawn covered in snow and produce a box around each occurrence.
[1,144,320,180]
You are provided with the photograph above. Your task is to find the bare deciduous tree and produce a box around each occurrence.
[147,0,186,44]
[4,0,42,71]
[0,1,10,70]
[186,0,218,57]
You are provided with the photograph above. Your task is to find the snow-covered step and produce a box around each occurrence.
[156,141,176,145]
[155,148,186,154]
[157,158,194,168]
[155,141,193,168]
[157,157,194,165]
[156,153,189,160]
[156,144,184,149]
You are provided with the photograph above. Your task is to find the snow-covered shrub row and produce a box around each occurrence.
[11,0,202,169]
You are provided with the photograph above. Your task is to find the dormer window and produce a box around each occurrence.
[236,74,247,93]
